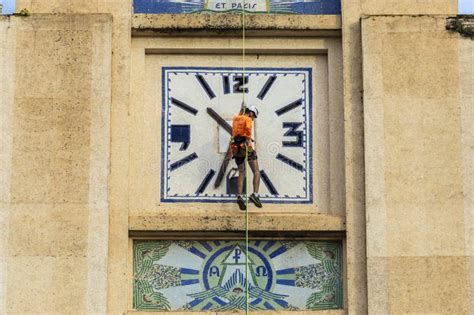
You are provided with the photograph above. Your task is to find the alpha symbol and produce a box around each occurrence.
[209,266,220,277]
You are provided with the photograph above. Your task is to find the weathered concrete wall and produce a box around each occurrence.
[341,1,458,313]
[15,1,134,312]
[361,0,457,15]
[4,1,464,314]
[0,14,112,314]
[362,15,473,313]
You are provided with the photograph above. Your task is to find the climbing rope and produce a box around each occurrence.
[241,1,250,314]
[245,143,249,314]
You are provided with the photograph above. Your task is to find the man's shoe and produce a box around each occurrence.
[249,193,263,208]
[237,196,246,211]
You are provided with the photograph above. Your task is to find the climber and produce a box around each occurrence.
[231,104,263,211]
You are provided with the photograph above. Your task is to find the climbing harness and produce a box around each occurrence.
[230,136,253,158]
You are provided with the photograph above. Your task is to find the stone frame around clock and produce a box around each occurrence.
[130,36,344,218]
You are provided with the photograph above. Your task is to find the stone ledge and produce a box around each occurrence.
[0,13,112,24]
[128,310,346,315]
[132,13,341,36]
[129,210,346,232]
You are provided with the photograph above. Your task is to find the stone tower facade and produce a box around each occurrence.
[0,0,472,314]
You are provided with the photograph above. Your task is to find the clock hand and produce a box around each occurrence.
[205,108,234,188]
[214,145,232,188]
[206,107,232,134]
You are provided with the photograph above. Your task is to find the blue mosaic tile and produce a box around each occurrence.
[133,0,341,15]
[133,240,343,311]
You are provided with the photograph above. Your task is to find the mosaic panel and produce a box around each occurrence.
[133,0,341,15]
[133,240,343,311]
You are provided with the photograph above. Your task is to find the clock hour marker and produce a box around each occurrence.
[170,125,191,151]
[196,169,216,194]
[276,153,304,172]
[260,170,279,195]
[257,76,277,100]
[170,152,198,171]
[282,122,304,147]
[171,97,198,115]
[223,76,230,94]
[233,76,249,93]
[275,98,303,116]
[196,75,216,99]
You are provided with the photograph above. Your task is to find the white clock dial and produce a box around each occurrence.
[161,67,313,203]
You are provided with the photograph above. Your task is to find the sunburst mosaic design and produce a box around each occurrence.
[133,240,343,311]
[133,0,341,15]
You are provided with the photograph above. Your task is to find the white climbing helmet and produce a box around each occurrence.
[247,105,259,118]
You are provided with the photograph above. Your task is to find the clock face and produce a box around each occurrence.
[161,67,313,203]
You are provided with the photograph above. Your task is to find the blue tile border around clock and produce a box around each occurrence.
[160,66,313,204]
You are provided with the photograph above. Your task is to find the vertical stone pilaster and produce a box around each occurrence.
[0,15,112,314]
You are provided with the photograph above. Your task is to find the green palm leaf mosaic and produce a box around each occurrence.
[133,240,343,311]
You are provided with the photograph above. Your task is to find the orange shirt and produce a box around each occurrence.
[232,114,253,139]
